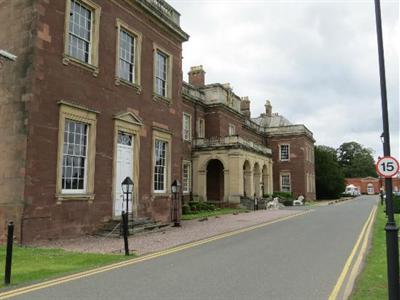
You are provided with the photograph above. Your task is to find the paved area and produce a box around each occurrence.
[7,196,377,300]
[30,209,303,255]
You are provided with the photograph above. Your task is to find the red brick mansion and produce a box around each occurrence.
[0,0,315,242]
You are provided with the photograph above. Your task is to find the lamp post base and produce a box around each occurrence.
[385,221,400,300]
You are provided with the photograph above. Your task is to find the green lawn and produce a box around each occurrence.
[351,204,400,299]
[182,208,248,220]
[0,246,130,288]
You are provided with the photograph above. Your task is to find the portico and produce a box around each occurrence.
[192,136,273,203]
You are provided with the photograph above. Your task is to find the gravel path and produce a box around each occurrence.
[30,209,305,255]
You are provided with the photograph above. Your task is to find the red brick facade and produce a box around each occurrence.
[345,177,400,194]
[0,0,315,242]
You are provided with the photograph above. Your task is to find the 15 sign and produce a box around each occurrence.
[376,156,400,178]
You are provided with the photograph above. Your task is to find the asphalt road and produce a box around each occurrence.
[10,196,377,300]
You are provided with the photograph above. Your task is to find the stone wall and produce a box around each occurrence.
[0,0,37,242]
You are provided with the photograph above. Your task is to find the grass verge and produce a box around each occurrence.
[0,246,130,288]
[350,204,400,299]
[182,208,248,220]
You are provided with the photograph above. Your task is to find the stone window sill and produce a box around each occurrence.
[115,78,142,94]
[62,55,99,77]
[56,193,95,204]
[153,94,171,105]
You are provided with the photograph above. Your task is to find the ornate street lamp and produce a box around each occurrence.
[121,176,134,216]
[121,176,133,256]
[171,179,181,227]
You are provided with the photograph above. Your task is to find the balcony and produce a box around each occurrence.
[193,136,272,156]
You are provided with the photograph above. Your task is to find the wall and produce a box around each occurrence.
[345,177,400,194]
[0,0,37,242]
[268,134,316,200]
[20,0,186,242]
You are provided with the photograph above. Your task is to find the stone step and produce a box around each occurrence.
[95,217,169,237]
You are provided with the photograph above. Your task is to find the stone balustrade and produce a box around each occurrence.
[193,136,272,156]
[142,0,180,25]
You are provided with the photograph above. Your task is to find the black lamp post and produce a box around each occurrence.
[374,1,399,298]
[121,176,134,216]
[171,179,181,227]
[120,176,133,256]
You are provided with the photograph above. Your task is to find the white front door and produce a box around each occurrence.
[115,132,134,217]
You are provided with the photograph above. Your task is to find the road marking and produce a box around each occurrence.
[0,209,312,299]
[328,205,377,300]
[342,205,377,299]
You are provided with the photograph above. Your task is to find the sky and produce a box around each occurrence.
[169,0,399,161]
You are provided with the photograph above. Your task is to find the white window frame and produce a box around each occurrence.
[61,119,89,194]
[228,124,236,136]
[155,50,168,97]
[56,101,97,202]
[153,45,173,101]
[182,161,191,194]
[63,0,101,75]
[279,144,290,161]
[153,139,168,193]
[183,113,192,141]
[197,118,205,138]
[115,19,142,88]
[280,173,291,193]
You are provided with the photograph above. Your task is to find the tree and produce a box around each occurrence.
[315,145,345,199]
[337,142,376,178]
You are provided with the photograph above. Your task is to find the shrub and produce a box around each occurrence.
[282,199,293,206]
[272,192,293,200]
[182,204,191,215]
[188,202,216,212]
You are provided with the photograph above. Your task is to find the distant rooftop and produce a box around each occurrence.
[252,113,292,127]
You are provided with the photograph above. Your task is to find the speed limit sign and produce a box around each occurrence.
[376,156,400,178]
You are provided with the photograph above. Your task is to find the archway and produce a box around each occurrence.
[206,159,224,201]
[243,160,252,197]
[253,163,261,197]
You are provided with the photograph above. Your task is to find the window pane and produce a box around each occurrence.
[119,29,135,82]
[69,0,92,63]
[280,145,289,160]
[154,140,167,192]
[62,119,88,192]
[155,51,167,97]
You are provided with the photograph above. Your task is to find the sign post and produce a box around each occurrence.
[374,0,399,298]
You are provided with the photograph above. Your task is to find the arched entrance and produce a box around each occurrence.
[243,160,252,197]
[207,159,224,201]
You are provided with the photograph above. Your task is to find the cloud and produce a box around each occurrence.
[170,0,399,159]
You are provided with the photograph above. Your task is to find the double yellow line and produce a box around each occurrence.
[0,210,311,299]
[328,205,377,300]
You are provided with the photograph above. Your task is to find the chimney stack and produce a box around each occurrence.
[265,100,272,117]
[240,96,251,119]
[188,65,205,87]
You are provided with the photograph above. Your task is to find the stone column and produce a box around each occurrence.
[269,160,274,194]
[227,154,242,203]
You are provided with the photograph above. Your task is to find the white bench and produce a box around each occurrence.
[293,195,305,206]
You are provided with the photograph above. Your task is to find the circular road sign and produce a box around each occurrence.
[376,156,400,178]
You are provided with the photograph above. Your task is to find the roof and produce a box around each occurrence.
[252,113,292,127]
